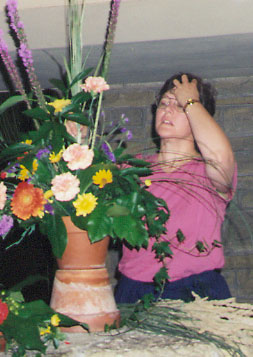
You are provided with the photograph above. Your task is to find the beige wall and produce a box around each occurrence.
[1,0,253,50]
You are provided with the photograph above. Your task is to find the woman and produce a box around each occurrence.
[115,73,237,303]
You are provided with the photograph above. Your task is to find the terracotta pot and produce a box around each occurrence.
[58,216,110,270]
[50,216,120,332]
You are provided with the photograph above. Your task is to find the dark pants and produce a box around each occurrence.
[115,270,231,304]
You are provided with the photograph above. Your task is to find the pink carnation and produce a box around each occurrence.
[80,76,110,94]
[51,172,80,201]
[62,144,94,171]
[0,182,7,210]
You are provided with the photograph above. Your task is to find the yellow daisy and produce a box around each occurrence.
[18,159,38,181]
[18,165,29,181]
[73,192,98,217]
[51,314,61,327]
[21,139,32,145]
[92,169,113,189]
[44,190,54,202]
[48,99,71,113]
[40,326,51,336]
[37,209,45,218]
[32,159,38,173]
[144,179,152,187]
[49,150,63,163]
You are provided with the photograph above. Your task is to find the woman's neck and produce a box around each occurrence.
[157,140,200,172]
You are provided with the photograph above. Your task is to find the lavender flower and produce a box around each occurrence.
[101,142,116,162]
[126,130,133,140]
[121,113,129,123]
[0,29,30,106]
[6,0,27,44]
[7,163,19,173]
[5,0,46,110]
[36,148,51,159]
[18,43,33,68]
[0,215,14,236]
[44,204,54,215]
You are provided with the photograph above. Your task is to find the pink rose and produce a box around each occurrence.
[62,144,94,171]
[51,172,80,201]
[0,182,7,210]
[80,76,110,94]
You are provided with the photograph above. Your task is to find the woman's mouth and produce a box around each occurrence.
[162,120,173,125]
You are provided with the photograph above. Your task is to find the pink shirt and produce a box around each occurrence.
[118,156,237,282]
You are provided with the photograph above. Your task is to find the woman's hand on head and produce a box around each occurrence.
[173,74,200,109]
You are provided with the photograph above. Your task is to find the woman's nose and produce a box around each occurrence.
[164,103,175,112]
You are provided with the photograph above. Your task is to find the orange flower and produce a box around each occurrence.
[11,182,45,220]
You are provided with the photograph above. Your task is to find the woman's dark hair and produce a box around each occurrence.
[156,72,217,116]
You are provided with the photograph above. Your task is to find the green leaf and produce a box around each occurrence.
[69,67,93,88]
[0,95,25,115]
[195,241,207,253]
[71,91,91,105]
[212,239,222,248]
[23,107,51,121]
[152,241,173,259]
[140,293,155,309]
[17,300,88,330]
[35,160,52,183]
[113,215,148,248]
[176,229,185,243]
[63,112,90,126]
[41,215,67,258]
[1,313,46,353]
[0,143,33,162]
[75,204,113,243]
[0,299,88,352]
[106,204,130,217]
[50,123,66,153]
[113,193,139,216]
[19,153,34,171]
[154,267,169,291]
[117,154,151,167]
[119,167,152,177]
[49,78,68,95]
[27,122,53,143]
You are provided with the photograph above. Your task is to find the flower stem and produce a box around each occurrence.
[91,92,103,150]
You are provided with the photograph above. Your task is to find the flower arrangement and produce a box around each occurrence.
[0,0,170,260]
[0,75,169,258]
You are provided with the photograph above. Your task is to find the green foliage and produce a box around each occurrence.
[153,267,170,292]
[0,96,25,115]
[195,241,207,253]
[0,283,88,356]
[176,229,185,243]
[152,241,173,260]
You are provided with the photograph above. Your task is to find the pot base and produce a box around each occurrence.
[50,268,120,332]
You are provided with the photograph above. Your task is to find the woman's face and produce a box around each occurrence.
[155,91,193,141]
